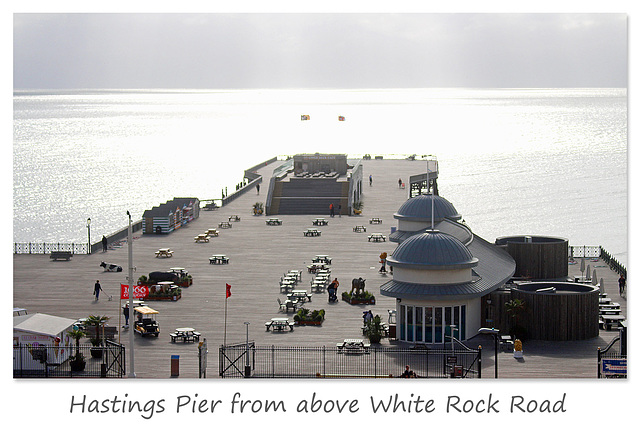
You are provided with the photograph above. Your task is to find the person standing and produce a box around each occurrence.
[329,203,334,217]
[102,235,108,252]
[369,174,373,186]
[256,183,260,195]
[123,304,129,327]
[93,280,102,301]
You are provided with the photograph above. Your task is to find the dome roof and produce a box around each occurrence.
[394,194,461,222]
[388,230,478,270]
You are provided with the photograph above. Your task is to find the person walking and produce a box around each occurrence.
[329,203,334,217]
[123,304,129,327]
[102,235,108,252]
[618,275,626,295]
[369,174,373,186]
[93,280,102,301]
[256,183,260,195]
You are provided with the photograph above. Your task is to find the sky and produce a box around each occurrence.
[13,12,628,90]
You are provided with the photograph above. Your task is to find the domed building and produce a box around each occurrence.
[381,193,516,344]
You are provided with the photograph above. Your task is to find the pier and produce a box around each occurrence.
[13,158,626,378]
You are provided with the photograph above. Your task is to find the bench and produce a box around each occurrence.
[50,251,73,261]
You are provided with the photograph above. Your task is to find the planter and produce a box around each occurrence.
[342,294,376,305]
[296,320,323,326]
[90,348,103,358]
[70,358,86,372]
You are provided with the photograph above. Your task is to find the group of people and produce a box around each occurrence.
[327,278,339,302]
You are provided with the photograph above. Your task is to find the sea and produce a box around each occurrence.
[13,88,628,266]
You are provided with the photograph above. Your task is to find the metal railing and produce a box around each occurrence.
[13,340,125,378]
[220,342,481,379]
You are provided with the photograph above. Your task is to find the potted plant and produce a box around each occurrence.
[353,201,363,215]
[253,202,264,215]
[363,314,385,344]
[513,339,524,359]
[84,315,109,358]
[294,308,325,325]
[67,329,86,371]
[137,275,148,285]
[342,291,376,305]
[505,298,527,339]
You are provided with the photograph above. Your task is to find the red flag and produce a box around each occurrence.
[226,283,232,298]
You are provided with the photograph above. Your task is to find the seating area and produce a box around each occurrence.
[155,248,173,258]
[170,327,201,343]
[336,339,370,353]
[209,254,229,264]
[599,294,625,330]
[368,233,386,242]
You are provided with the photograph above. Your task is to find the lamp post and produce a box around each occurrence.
[478,327,499,378]
[86,218,91,254]
[127,211,135,378]
[244,322,251,378]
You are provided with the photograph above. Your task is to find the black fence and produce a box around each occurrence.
[14,340,126,378]
[597,333,627,379]
[220,342,481,379]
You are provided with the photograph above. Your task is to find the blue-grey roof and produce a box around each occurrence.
[390,218,473,244]
[393,194,461,222]
[387,230,478,270]
[381,231,516,301]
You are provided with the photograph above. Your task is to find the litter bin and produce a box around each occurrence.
[171,355,179,377]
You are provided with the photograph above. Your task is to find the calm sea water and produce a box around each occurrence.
[13,88,627,265]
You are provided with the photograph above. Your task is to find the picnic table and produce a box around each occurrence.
[304,228,321,237]
[336,339,370,353]
[170,327,201,343]
[280,277,296,292]
[205,228,219,237]
[369,217,383,224]
[287,290,312,303]
[312,255,332,264]
[266,218,283,226]
[265,318,295,332]
[155,248,173,258]
[286,270,302,282]
[218,221,232,229]
[209,254,229,264]
[229,215,241,222]
[311,277,328,292]
[313,217,328,226]
[599,298,612,304]
[600,314,626,330]
[368,233,386,242]
[353,225,367,232]
[194,234,210,243]
[307,263,330,273]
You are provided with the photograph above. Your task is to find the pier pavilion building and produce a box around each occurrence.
[265,153,363,216]
[381,193,516,343]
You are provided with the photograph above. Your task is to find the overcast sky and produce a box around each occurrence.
[13,13,627,89]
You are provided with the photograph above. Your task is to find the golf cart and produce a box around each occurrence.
[134,306,160,337]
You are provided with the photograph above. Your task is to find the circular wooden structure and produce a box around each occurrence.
[511,282,600,340]
[495,235,568,279]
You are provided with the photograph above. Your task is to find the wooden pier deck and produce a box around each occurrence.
[13,158,626,379]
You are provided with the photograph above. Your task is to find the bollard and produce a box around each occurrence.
[171,355,179,377]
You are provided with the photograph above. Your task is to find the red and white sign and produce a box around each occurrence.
[120,284,149,300]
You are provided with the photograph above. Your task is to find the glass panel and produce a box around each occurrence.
[453,306,460,340]
[434,307,443,343]
[425,307,433,343]
[416,307,423,342]
[461,305,466,340]
[445,307,452,343]
[407,306,414,341]
[400,305,405,341]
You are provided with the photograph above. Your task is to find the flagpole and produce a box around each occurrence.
[127,211,135,378]
[224,296,228,347]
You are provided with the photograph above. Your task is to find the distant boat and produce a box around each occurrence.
[301,115,310,121]
[338,116,345,121]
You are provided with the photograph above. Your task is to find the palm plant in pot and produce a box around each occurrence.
[67,329,86,371]
[84,314,110,358]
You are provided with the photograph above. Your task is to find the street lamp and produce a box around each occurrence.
[86,218,91,254]
[478,327,500,378]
